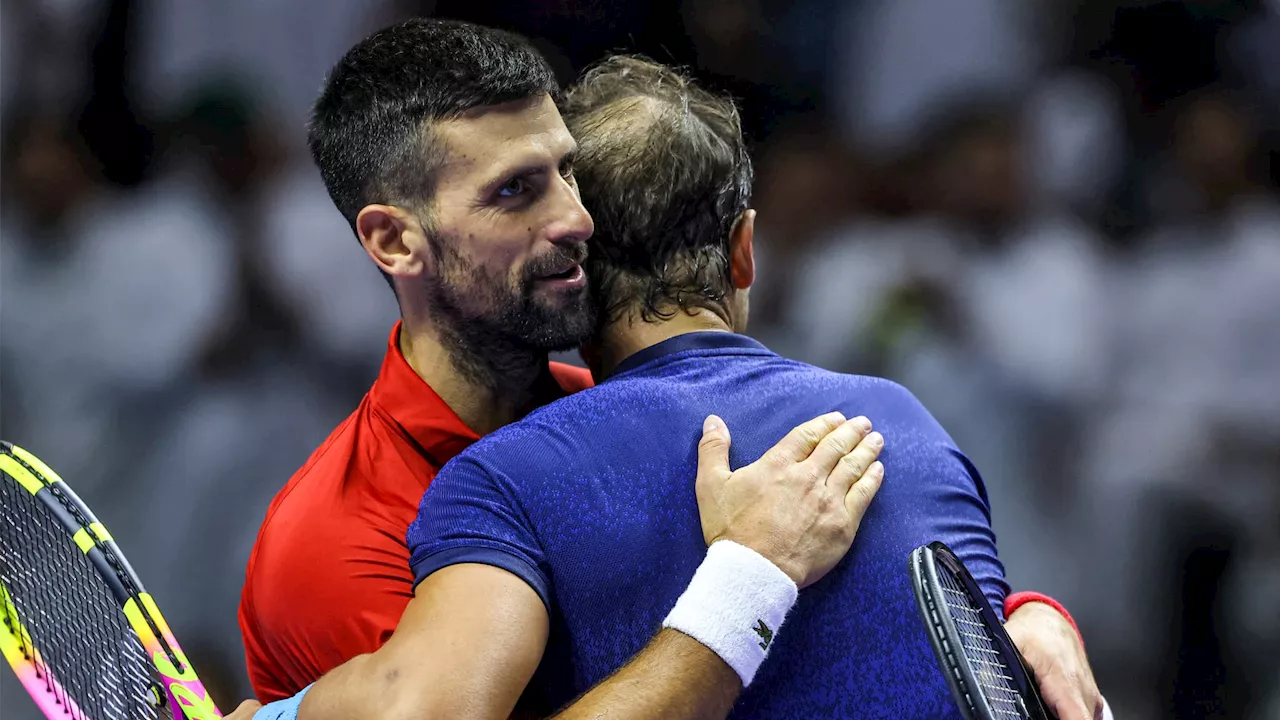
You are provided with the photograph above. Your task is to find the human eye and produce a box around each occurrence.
[497,177,531,198]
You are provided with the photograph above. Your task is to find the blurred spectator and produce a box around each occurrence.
[0,0,100,110]
[175,82,302,376]
[1024,69,1128,223]
[748,116,864,354]
[0,104,234,494]
[1080,86,1280,720]
[137,0,400,136]
[1226,1,1280,134]
[831,0,1042,157]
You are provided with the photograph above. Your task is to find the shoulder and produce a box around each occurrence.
[780,364,952,440]
[257,397,434,522]
[243,400,431,615]
[765,359,924,403]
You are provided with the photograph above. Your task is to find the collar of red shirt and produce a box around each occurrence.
[369,320,593,466]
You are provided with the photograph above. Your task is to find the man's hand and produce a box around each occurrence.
[695,412,884,588]
[1005,601,1103,720]
[223,699,262,719]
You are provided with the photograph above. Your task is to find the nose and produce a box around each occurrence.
[543,173,594,247]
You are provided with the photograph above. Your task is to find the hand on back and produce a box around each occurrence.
[694,412,885,588]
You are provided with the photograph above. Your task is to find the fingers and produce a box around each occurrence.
[763,411,847,465]
[228,700,263,720]
[695,415,733,496]
[805,416,873,477]
[1043,677,1094,720]
[1074,673,1103,720]
[1086,679,1104,720]
[843,461,884,520]
[1003,604,1103,720]
[821,425,882,495]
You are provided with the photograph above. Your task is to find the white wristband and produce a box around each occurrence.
[661,540,799,686]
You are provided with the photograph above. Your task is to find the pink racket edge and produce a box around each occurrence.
[0,442,222,719]
[1,592,91,719]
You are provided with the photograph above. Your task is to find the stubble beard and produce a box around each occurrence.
[423,231,595,392]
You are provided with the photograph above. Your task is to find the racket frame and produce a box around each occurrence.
[0,441,221,719]
[909,541,1049,720]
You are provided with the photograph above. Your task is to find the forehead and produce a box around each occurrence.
[432,94,574,182]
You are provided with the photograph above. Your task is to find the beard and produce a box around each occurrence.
[422,228,595,385]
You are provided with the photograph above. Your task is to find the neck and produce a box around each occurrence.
[595,306,734,377]
[398,313,554,436]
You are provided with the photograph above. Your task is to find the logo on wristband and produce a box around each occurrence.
[753,619,774,650]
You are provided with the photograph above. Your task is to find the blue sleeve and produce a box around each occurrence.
[876,380,1010,619]
[938,447,1010,621]
[405,455,552,610]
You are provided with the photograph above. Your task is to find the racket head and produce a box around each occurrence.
[0,441,221,720]
[909,541,1050,720]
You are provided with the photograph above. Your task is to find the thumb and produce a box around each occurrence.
[695,415,732,492]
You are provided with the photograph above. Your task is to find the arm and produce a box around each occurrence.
[300,564,547,720]
[240,412,885,720]
[881,383,1105,720]
[301,569,739,720]
[549,630,739,720]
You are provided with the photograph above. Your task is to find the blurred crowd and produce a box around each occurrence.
[1,1,1277,719]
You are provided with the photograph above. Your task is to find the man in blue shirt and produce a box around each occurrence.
[402,56,1063,719]
[243,37,1102,720]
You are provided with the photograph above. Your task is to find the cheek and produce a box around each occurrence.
[468,239,530,292]
[441,210,541,287]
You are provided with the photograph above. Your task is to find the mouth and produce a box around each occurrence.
[534,263,586,289]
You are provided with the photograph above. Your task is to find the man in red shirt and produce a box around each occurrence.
[237,17,1101,720]
[238,322,591,701]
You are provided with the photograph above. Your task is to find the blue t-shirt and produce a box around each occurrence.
[407,332,1007,719]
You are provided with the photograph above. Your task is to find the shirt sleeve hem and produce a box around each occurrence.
[410,545,551,611]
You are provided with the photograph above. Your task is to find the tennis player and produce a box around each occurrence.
[236,17,884,718]
[391,56,1105,718]
[236,19,1100,720]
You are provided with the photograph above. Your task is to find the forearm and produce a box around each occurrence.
[291,622,742,720]
[295,652,406,720]
[551,630,740,720]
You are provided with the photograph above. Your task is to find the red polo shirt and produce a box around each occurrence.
[238,322,592,702]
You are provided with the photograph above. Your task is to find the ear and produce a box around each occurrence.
[729,209,756,291]
[356,204,430,279]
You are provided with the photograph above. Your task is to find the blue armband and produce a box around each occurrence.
[253,684,313,720]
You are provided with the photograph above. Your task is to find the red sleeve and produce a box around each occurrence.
[239,477,422,702]
[549,362,594,394]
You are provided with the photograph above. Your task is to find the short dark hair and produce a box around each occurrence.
[309,18,560,230]
[560,56,753,324]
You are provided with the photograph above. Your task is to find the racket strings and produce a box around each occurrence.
[1,474,161,719]
[938,570,1024,719]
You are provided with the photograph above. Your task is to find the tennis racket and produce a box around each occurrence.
[910,541,1051,720]
[0,441,221,719]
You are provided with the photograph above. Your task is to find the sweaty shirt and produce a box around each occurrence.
[408,331,1007,719]
[238,322,592,702]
